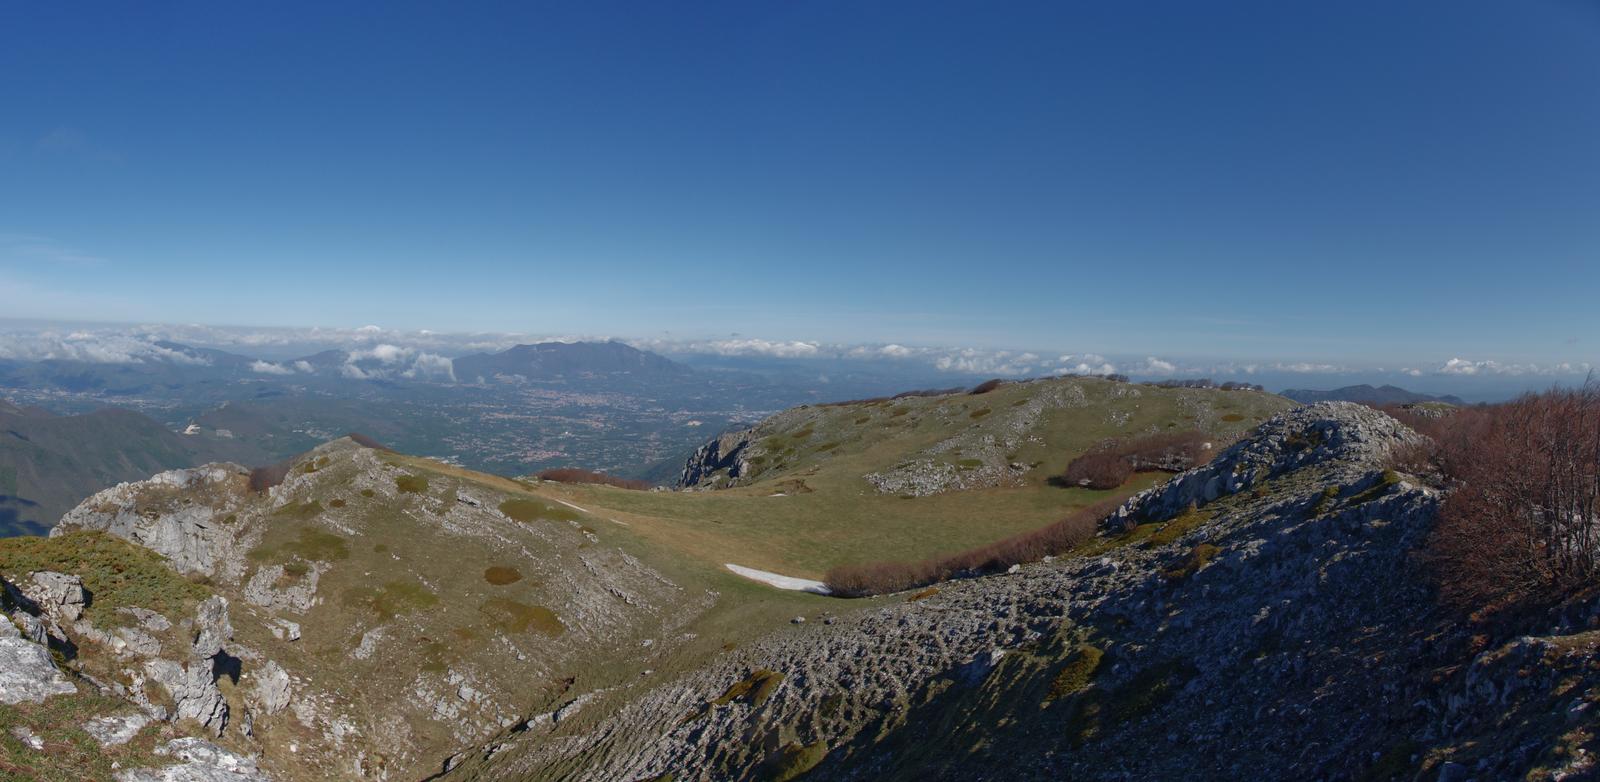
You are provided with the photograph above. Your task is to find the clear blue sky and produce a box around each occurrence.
[2,1,1597,366]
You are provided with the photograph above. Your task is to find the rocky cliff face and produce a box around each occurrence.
[3,437,709,781]
[677,427,758,489]
[448,403,1599,781]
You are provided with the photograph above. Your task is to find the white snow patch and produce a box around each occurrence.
[725,564,831,595]
[553,499,589,514]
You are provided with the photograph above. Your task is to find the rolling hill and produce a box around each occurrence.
[453,341,694,384]
[1281,383,1465,406]
[0,400,268,536]
[3,387,1592,780]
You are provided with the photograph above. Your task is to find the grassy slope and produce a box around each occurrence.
[0,380,1290,780]
[538,377,1293,579]
[0,405,268,536]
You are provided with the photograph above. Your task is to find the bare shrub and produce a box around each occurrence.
[535,468,651,491]
[1120,430,1211,471]
[248,461,292,493]
[969,379,1004,395]
[1060,430,1213,489]
[1425,385,1600,609]
[824,498,1122,596]
[1062,450,1133,489]
[345,432,391,451]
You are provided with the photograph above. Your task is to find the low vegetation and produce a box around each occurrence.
[1413,384,1600,610]
[825,497,1123,596]
[534,468,651,490]
[479,597,563,636]
[1045,644,1105,702]
[498,497,582,523]
[483,565,523,585]
[1061,430,1214,489]
[0,531,210,626]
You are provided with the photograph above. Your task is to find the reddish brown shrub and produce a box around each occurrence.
[824,498,1123,596]
[969,379,1005,395]
[344,432,391,451]
[1425,385,1600,609]
[1062,450,1134,489]
[1059,430,1214,490]
[1120,430,1212,472]
[535,468,651,491]
[248,461,292,493]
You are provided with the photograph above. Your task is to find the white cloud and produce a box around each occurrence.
[0,331,211,365]
[1271,362,1343,374]
[1126,357,1177,375]
[403,352,456,381]
[1434,358,1593,377]
[702,339,821,358]
[249,360,294,375]
[292,360,315,373]
[338,343,456,381]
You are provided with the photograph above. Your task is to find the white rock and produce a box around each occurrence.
[83,712,154,747]
[0,635,76,704]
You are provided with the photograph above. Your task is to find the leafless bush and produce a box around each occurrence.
[534,468,651,490]
[1060,430,1213,489]
[824,498,1122,596]
[969,379,1004,395]
[1062,450,1133,489]
[1425,385,1600,609]
[248,461,292,492]
[345,432,391,451]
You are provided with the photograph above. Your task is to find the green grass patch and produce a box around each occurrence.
[342,579,439,619]
[479,597,564,636]
[281,526,350,562]
[271,499,323,519]
[1163,543,1220,581]
[395,474,429,493]
[955,458,983,470]
[0,531,210,627]
[0,688,166,780]
[483,566,523,585]
[498,498,581,523]
[1348,470,1401,506]
[712,669,784,707]
[1312,485,1341,516]
[767,741,827,782]
[1045,644,1104,703]
[1147,505,1211,546]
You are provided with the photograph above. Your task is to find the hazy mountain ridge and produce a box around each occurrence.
[0,399,267,536]
[1281,383,1466,406]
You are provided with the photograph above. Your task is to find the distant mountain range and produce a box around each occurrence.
[1280,384,1465,406]
[454,340,695,383]
[0,399,267,535]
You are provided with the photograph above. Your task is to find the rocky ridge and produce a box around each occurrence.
[1,437,710,780]
[450,403,1599,781]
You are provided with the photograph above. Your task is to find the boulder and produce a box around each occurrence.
[0,632,76,704]
[27,571,87,622]
[83,712,154,747]
[191,596,233,660]
[114,737,269,782]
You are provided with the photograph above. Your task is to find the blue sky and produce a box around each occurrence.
[2,1,1598,370]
